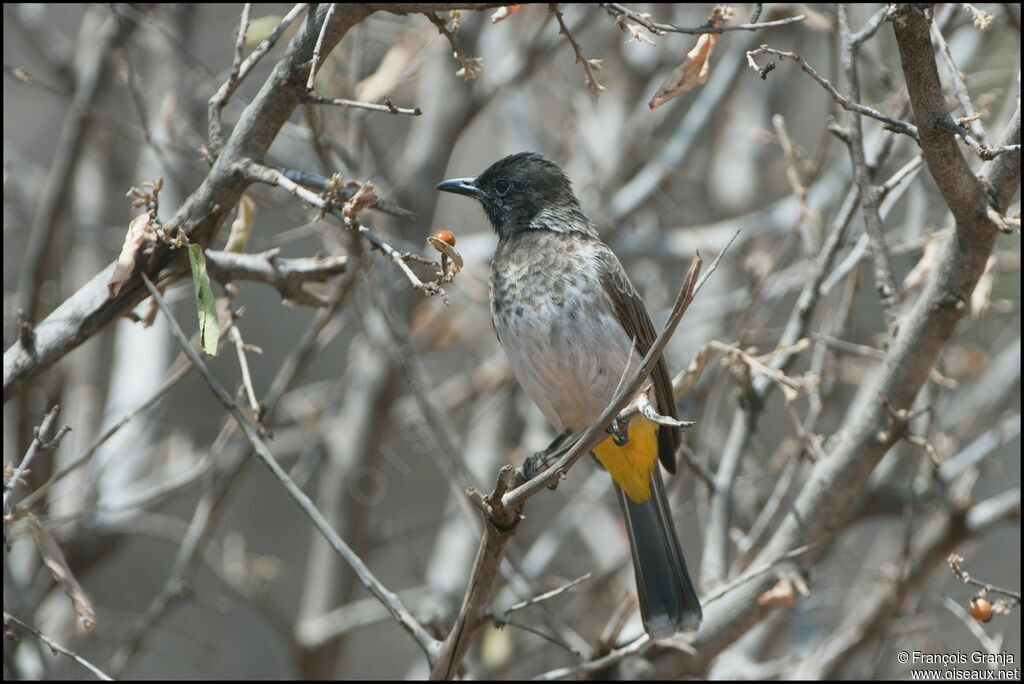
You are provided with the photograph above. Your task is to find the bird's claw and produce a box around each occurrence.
[520,452,561,491]
[608,416,630,446]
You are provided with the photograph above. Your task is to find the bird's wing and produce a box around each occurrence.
[596,246,681,473]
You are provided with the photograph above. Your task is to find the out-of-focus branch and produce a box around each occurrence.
[17,5,136,325]
[835,5,900,333]
[791,490,1020,678]
[139,273,440,661]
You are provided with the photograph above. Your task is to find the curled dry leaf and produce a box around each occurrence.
[342,181,378,223]
[649,32,719,109]
[490,4,524,24]
[224,194,257,253]
[108,212,153,298]
[28,513,96,631]
[649,5,734,109]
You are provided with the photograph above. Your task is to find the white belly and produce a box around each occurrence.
[494,295,639,432]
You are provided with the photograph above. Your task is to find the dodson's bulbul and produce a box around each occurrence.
[436,152,702,636]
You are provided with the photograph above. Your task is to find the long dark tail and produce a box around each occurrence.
[615,467,702,637]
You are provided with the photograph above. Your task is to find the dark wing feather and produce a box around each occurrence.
[595,246,680,473]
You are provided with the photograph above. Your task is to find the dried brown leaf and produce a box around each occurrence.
[108,213,152,298]
[28,513,96,631]
[649,33,719,109]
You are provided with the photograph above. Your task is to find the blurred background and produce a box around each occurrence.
[3,3,1020,679]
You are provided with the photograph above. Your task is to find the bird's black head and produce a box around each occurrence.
[436,152,589,237]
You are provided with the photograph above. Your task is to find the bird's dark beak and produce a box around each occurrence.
[435,177,481,199]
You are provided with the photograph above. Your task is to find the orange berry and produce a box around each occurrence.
[968,597,992,623]
[433,230,456,247]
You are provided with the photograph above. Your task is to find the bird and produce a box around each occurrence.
[436,152,702,637]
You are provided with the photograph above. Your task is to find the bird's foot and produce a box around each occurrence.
[520,430,570,490]
[608,416,630,446]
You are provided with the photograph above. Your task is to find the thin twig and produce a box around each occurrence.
[3,406,70,519]
[533,634,651,680]
[244,162,445,298]
[307,3,336,91]
[600,3,805,35]
[208,3,308,154]
[229,323,260,414]
[4,612,113,681]
[303,93,422,115]
[746,45,919,140]
[836,5,901,334]
[484,608,581,655]
[425,11,482,80]
[16,359,195,512]
[231,5,253,88]
[947,553,1022,604]
[272,167,417,220]
[505,573,592,614]
[550,4,604,96]
[930,19,989,147]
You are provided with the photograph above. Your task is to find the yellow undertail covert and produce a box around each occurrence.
[591,415,659,503]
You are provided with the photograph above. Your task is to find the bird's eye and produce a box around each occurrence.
[494,178,511,195]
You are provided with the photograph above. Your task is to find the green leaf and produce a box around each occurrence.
[188,244,219,355]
